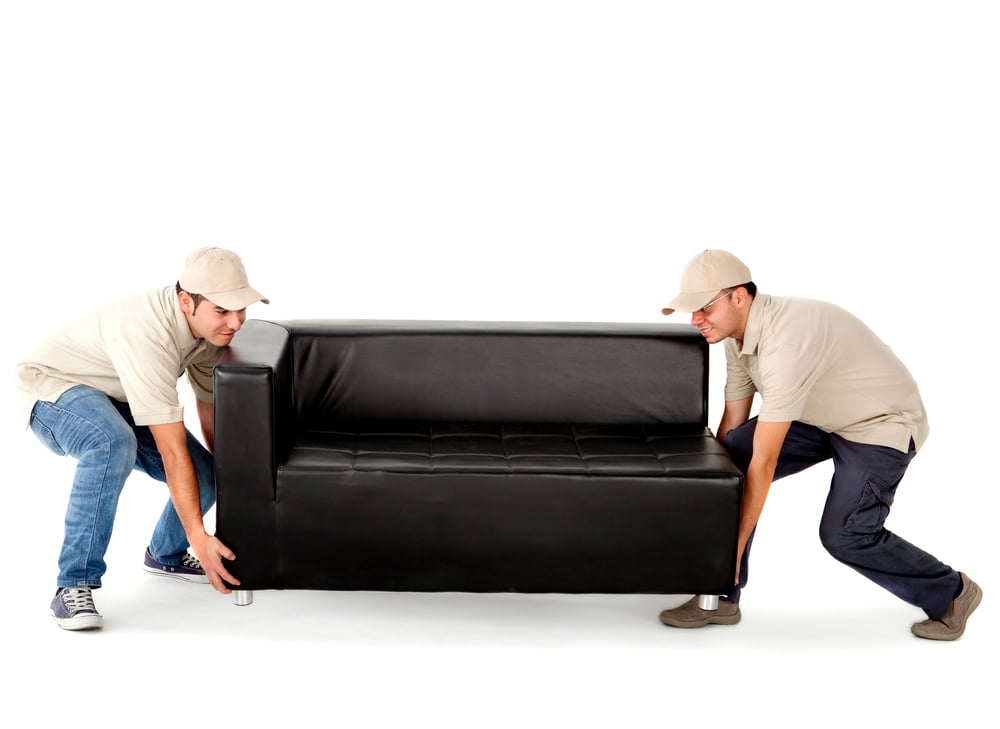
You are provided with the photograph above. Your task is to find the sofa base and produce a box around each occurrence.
[230,590,723,610]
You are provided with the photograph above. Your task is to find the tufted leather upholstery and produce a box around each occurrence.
[214,319,743,599]
[288,422,738,475]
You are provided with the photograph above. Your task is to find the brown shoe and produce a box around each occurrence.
[911,572,982,641]
[659,596,741,628]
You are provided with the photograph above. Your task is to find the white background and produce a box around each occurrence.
[1,2,996,726]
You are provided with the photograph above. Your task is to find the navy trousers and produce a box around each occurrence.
[723,418,960,619]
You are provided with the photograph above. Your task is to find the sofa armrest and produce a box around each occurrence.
[213,319,294,588]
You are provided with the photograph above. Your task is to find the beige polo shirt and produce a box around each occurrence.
[724,294,929,453]
[16,286,223,428]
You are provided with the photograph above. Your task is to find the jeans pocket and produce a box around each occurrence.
[845,471,896,534]
[30,413,67,457]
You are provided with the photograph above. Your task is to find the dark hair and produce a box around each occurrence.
[737,281,757,297]
[175,281,205,311]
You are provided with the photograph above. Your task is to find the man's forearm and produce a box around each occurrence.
[717,397,754,445]
[735,420,790,564]
[160,451,208,545]
[196,398,215,453]
[738,463,775,555]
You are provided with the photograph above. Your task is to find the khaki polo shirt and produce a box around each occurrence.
[724,294,929,453]
[16,286,223,428]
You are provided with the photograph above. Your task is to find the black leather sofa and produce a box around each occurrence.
[212,319,743,610]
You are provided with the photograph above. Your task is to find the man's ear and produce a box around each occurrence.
[733,286,749,307]
[178,291,194,315]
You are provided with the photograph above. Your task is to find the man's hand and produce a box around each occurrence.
[148,421,239,594]
[189,533,240,594]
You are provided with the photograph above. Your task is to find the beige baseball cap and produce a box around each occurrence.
[179,247,269,310]
[661,249,751,315]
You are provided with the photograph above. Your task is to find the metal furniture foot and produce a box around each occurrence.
[697,594,719,610]
[234,590,253,606]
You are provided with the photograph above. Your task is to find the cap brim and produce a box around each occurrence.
[660,290,717,316]
[203,287,270,311]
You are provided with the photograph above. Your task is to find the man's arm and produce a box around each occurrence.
[196,399,215,453]
[735,419,791,582]
[716,396,753,446]
[148,421,239,594]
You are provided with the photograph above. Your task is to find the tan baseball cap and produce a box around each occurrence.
[661,249,751,315]
[179,247,269,311]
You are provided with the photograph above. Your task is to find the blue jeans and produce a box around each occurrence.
[29,385,216,589]
[723,418,960,619]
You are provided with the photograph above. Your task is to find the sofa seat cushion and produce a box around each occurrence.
[282,421,735,477]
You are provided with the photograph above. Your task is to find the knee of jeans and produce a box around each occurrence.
[191,454,216,503]
[192,451,215,483]
[197,474,217,510]
[105,428,139,472]
[723,434,753,472]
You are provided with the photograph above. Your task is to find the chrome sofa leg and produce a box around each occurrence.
[234,590,253,606]
[697,594,719,611]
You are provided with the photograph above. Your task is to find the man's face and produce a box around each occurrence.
[690,289,741,343]
[185,296,246,346]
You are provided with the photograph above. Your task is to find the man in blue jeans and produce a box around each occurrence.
[657,249,981,640]
[17,247,268,630]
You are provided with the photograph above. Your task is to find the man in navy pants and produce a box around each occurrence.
[657,249,980,640]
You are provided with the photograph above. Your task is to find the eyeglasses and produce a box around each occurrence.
[696,289,733,315]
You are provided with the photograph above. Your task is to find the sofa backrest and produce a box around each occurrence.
[274,319,708,427]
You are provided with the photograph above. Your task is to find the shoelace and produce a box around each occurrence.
[180,553,204,571]
[63,587,97,613]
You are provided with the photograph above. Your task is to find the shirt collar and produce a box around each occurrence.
[738,293,768,356]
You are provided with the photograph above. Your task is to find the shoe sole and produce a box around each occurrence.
[51,612,104,630]
[911,581,983,641]
[142,565,210,584]
[659,609,742,628]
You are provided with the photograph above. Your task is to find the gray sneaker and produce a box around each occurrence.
[659,595,741,628]
[142,548,210,583]
[50,587,104,631]
[911,572,982,641]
